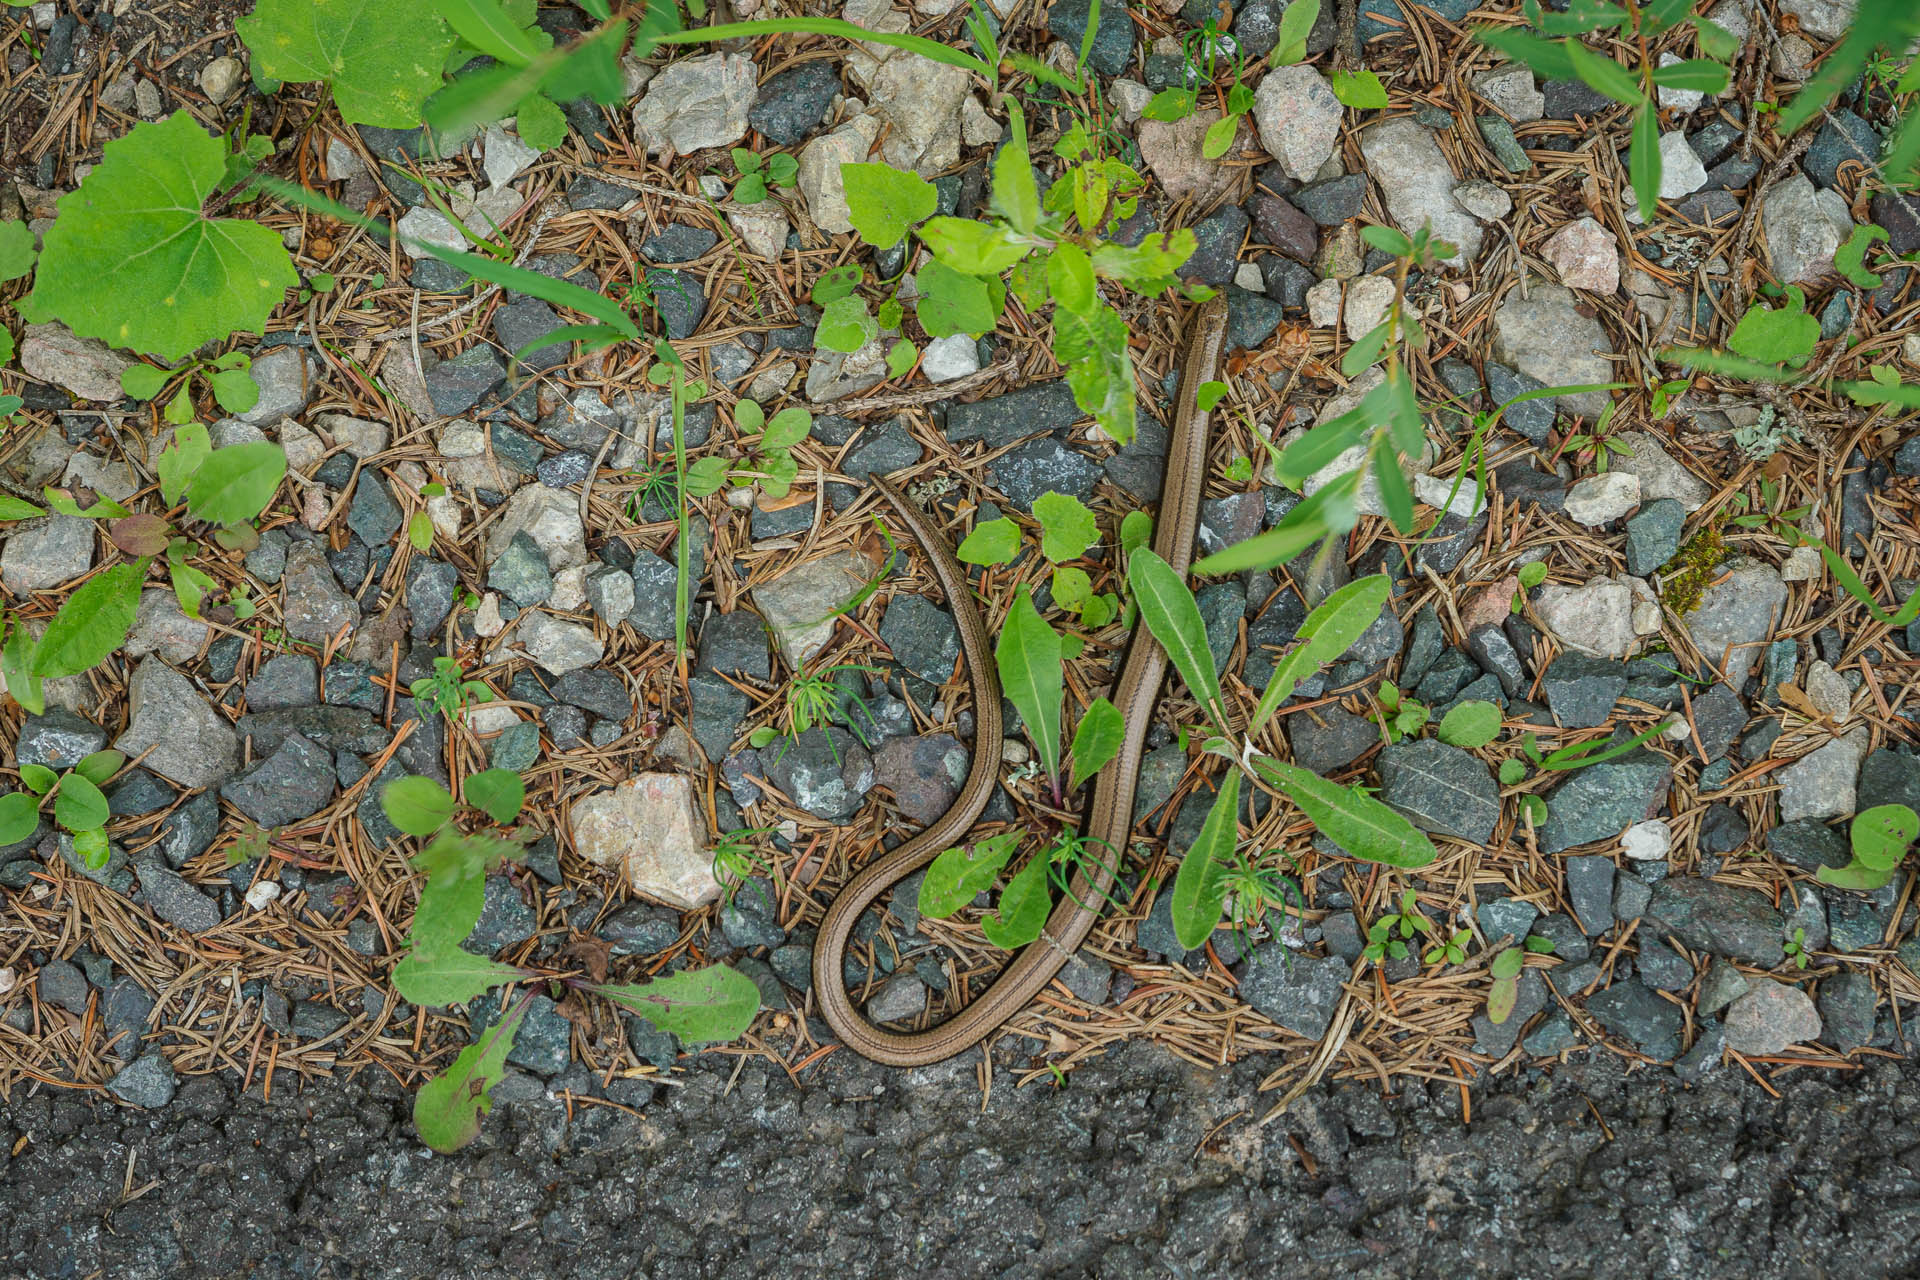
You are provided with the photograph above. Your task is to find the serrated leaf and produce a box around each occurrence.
[53,772,108,834]
[840,161,937,250]
[413,997,525,1153]
[915,259,1003,339]
[1054,300,1135,447]
[464,768,525,824]
[1068,697,1123,791]
[383,776,456,837]
[1033,491,1098,563]
[21,113,298,362]
[997,585,1063,785]
[815,295,878,353]
[596,965,761,1041]
[919,831,1021,918]
[980,852,1051,950]
[1728,286,1818,364]
[1436,700,1502,748]
[184,442,287,527]
[1834,223,1889,288]
[1169,771,1243,949]
[1254,757,1437,868]
[33,562,143,679]
[956,517,1020,566]
[0,792,38,845]
[1129,547,1225,730]
[239,0,458,128]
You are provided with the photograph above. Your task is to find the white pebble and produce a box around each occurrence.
[245,881,282,910]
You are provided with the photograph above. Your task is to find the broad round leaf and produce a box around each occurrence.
[54,772,109,835]
[383,776,456,837]
[815,295,878,353]
[73,827,111,870]
[21,113,298,361]
[73,749,126,786]
[1436,700,1503,749]
[237,0,457,128]
[19,764,59,796]
[956,517,1020,566]
[119,364,170,401]
[464,768,526,825]
[0,792,40,845]
[184,442,288,527]
[839,162,937,249]
[109,513,173,557]
[1033,491,1099,563]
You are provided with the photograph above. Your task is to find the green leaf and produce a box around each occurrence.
[1839,368,1920,408]
[915,259,1003,339]
[20,765,57,796]
[595,965,761,1041]
[1068,697,1123,791]
[185,442,288,527]
[1517,560,1549,589]
[1475,26,1577,81]
[1033,491,1098,563]
[1054,300,1135,447]
[1486,971,1519,1023]
[917,216,1032,277]
[733,172,767,204]
[840,162,937,250]
[1850,804,1918,869]
[413,997,525,1153]
[1201,112,1240,160]
[465,768,525,824]
[2,624,43,715]
[1814,860,1899,893]
[1328,69,1389,109]
[0,792,39,845]
[1046,242,1096,315]
[919,831,1021,917]
[157,423,211,506]
[980,852,1051,950]
[119,364,170,401]
[1371,447,1416,534]
[1436,700,1502,748]
[956,517,1021,566]
[1728,287,1818,364]
[815,295,878,353]
[432,0,545,66]
[761,407,811,452]
[683,455,730,497]
[651,17,994,78]
[33,562,143,679]
[734,399,765,433]
[992,99,1040,233]
[1779,0,1920,135]
[0,219,35,282]
[1489,948,1524,979]
[0,496,47,521]
[1249,575,1391,735]
[1628,103,1661,222]
[1649,58,1730,93]
[1051,565,1093,611]
[1498,758,1526,785]
[997,585,1064,784]
[1128,548,1226,730]
[1566,36,1645,104]
[53,772,109,834]
[74,827,110,869]
[515,93,569,151]
[383,776,456,837]
[1254,757,1437,868]
[21,113,298,362]
[811,263,862,306]
[885,339,917,379]
[72,749,124,787]
[1691,15,1740,61]
[1269,0,1318,65]
[1834,223,1889,288]
[1359,224,1413,258]
[1168,771,1243,949]
[238,0,457,128]
[1342,317,1391,378]
[208,367,260,415]
[1088,230,1196,291]
[393,947,524,1007]
[1120,510,1153,562]
[409,510,435,552]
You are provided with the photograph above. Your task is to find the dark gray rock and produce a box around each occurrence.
[1637,937,1693,991]
[134,856,221,933]
[1538,740,1670,853]
[407,558,460,640]
[1858,749,1920,813]
[698,610,771,683]
[36,958,91,1014]
[1645,877,1785,967]
[158,792,220,868]
[220,733,335,826]
[1476,896,1539,945]
[640,223,718,263]
[1766,819,1849,872]
[552,668,632,722]
[1290,173,1367,225]
[106,1052,177,1108]
[245,654,319,710]
[18,710,108,770]
[105,769,173,819]
[1818,970,1877,1051]
[464,875,537,955]
[1047,0,1132,75]
[102,976,154,1060]
[1690,684,1748,761]
[1177,204,1249,286]
[749,61,841,145]
[1413,648,1478,706]
[1585,980,1684,1059]
[489,530,553,606]
[627,549,678,643]
[1377,740,1500,844]
[763,728,875,821]
[1698,803,1751,855]
[424,344,504,416]
[872,734,967,826]
[646,268,707,341]
[1807,110,1881,189]
[988,437,1101,508]
[689,672,749,762]
[1288,706,1377,775]
[1238,949,1347,1041]
[1564,856,1615,935]
[236,707,387,755]
[946,380,1083,447]
[1466,625,1527,700]
[1541,652,1626,729]
[1485,363,1554,442]
[1624,499,1685,576]
[880,594,962,686]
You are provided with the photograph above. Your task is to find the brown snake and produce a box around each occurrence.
[812,296,1230,1066]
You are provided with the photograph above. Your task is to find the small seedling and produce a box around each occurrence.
[729,147,798,204]
[411,656,492,721]
[1362,890,1432,964]
[0,749,123,869]
[1783,926,1812,971]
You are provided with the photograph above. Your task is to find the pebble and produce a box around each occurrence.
[1563,471,1640,526]
[752,552,872,668]
[1451,179,1511,221]
[1472,63,1544,122]
[1624,498,1687,575]
[1376,740,1500,845]
[1722,979,1822,1056]
[107,1053,177,1108]
[1685,558,1785,689]
[630,52,756,156]
[1542,652,1626,728]
[1533,576,1637,660]
[1762,174,1853,284]
[198,55,244,105]
[1253,66,1342,182]
[571,774,721,909]
[1238,950,1347,1041]
[1777,729,1868,824]
[1620,819,1672,862]
[1542,216,1619,294]
[1358,119,1481,268]
[1490,283,1610,419]
[1538,736,1671,854]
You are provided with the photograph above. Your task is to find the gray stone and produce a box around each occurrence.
[1765,819,1849,872]
[1762,174,1853,284]
[1636,936,1693,991]
[750,61,839,146]
[552,668,631,722]
[424,344,504,416]
[866,974,927,1024]
[1624,499,1685,576]
[1541,652,1626,729]
[1,515,95,594]
[1047,0,1132,75]
[945,380,1083,447]
[281,543,358,644]
[1564,856,1616,935]
[1585,980,1684,1059]
[763,728,875,821]
[1477,897,1540,945]
[464,875,537,955]
[17,709,108,770]
[107,1052,177,1108]
[989,437,1101,509]
[1538,740,1670,853]
[1490,284,1611,419]
[245,655,319,710]
[1722,979,1821,1056]
[872,735,968,826]
[1817,970,1877,1051]
[689,672,749,762]
[1859,750,1920,812]
[1239,949,1348,1041]
[1690,684,1748,760]
[1358,118,1481,268]
[157,792,220,868]
[490,530,555,607]
[1377,740,1500,844]
[698,610,771,683]
[1778,730,1868,824]
[220,733,335,826]
[628,550,679,642]
[1613,873,1653,923]
[1645,877,1784,967]
[102,977,154,1060]
[1472,970,1547,1057]
[238,346,312,424]
[880,595,962,686]
[36,959,91,1014]
[1523,1010,1582,1055]
[1697,959,1751,1014]
[631,51,755,156]
[407,559,459,641]
[134,855,221,932]
[115,659,239,790]
[1288,706,1377,775]
[347,474,403,547]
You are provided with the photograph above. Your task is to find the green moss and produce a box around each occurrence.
[1660,524,1726,616]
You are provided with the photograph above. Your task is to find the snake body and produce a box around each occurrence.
[812,297,1229,1066]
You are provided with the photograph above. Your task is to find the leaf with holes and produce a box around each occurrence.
[21,113,298,361]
